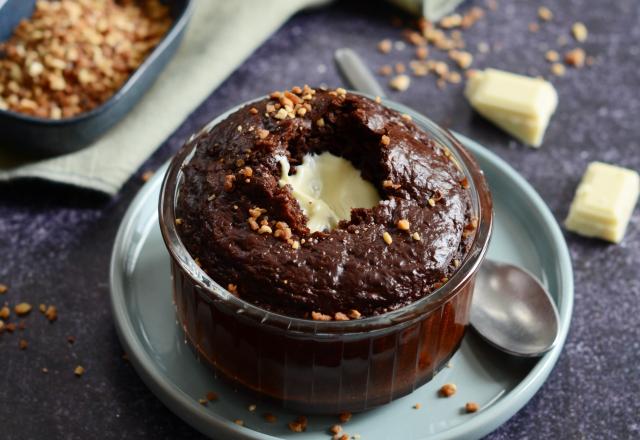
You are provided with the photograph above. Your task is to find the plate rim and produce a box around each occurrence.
[109,135,574,440]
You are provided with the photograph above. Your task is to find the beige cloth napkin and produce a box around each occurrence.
[0,0,328,195]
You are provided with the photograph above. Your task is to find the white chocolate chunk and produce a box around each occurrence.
[278,152,380,232]
[565,162,639,243]
[465,68,558,147]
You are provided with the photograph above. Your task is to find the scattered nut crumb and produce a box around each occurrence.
[338,412,352,423]
[0,306,9,319]
[198,398,208,405]
[141,170,154,182]
[380,135,390,145]
[412,232,421,241]
[389,74,411,91]
[0,284,7,294]
[565,48,586,67]
[44,305,57,322]
[19,339,28,350]
[465,402,480,413]
[545,50,560,62]
[67,335,76,344]
[234,419,244,426]
[41,367,48,374]
[347,309,362,319]
[439,383,457,397]
[528,22,539,33]
[258,129,269,139]
[571,22,588,42]
[538,6,553,21]
[378,39,392,53]
[74,365,85,377]
[395,62,406,74]
[334,312,350,321]
[382,231,393,245]
[378,64,393,76]
[551,63,566,76]
[413,403,422,409]
[288,416,308,432]
[416,46,428,60]
[330,424,342,435]
[15,303,32,316]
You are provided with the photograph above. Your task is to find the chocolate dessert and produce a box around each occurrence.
[175,86,475,319]
[160,87,492,413]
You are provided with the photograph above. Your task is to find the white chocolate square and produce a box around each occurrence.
[565,162,639,243]
[465,68,558,147]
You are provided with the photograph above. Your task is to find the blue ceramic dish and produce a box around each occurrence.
[0,0,194,157]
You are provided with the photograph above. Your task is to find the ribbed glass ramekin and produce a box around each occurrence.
[158,94,493,414]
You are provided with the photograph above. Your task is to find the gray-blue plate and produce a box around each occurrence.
[109,134,573,440]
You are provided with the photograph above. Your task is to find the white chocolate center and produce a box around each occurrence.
[278,152,380,232]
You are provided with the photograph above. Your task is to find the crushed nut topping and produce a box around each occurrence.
[74,365,85,377]
[234,419,244,426]
[382,231,393,245]
[0,284,7,294]
[311,311,332,321]
[397,219,410,231]
[334,312,350,321]
[257,225,273,235]
[412,232,422,241]
[380,135,391,146]
[338,412,352,423]
[0,306,9,319]
[551,63,566,76]
[44,305,57,322]
[413,403,422,409]
[19,339,28,350]
[224,175,236,192]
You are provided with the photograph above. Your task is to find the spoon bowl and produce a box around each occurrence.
[471,260,560,357]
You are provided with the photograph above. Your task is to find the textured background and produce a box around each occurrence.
[1,0,639,439]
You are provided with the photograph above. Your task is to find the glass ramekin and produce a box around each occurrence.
[158,94,493,414]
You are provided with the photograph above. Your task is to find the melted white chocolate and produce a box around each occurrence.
[278,152,380,232]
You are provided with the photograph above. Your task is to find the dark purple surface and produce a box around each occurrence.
[1,1,639,439]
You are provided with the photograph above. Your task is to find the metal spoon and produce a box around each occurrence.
[334,48,561,357]
[472,260,560,357]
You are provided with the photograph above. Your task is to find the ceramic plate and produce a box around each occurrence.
[110,134,573,440]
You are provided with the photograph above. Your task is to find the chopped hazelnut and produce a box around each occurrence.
[572,22,588,42]
[538,6,553,21]
[545,50,560,62]
[234,419,244,427]
[74,365,85,377]
[257,129,270,139]
[389,74,411,91]
[14,302,32,316]
[565,48,586,67]
[257,225,273,235]
[19,339,28,350]
[44,305,57,322]
[347,309,362,319]
[412,232,421,241]
[551,63,566,76]
[249,107,258,115]
[465,402,480,413]
[0,306,9,319]
[227,284,238,294]
[330,424,342,435]
[439,383,457,397]
[311,311,332,321]
[198,398,208,405]
[224,175,236,192]
[380,135,391,145]
[0,284,7,294]
[377,39,392,53]
[316,117,325,127]
[248,404,257,412]
[397,219,410,231]
[413,403,422,409]
[338,412,352,423]
[382,231,393,245]
[334,312,350,321]
[395,63,406,74]
[416,46,429,60]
